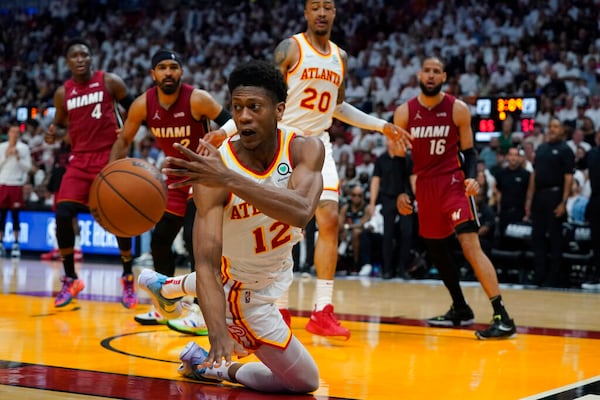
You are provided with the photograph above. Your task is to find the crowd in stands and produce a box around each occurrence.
[0,0,599,286]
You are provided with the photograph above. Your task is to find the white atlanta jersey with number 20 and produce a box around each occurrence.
[282,33,345,136]
[219,127,303,290]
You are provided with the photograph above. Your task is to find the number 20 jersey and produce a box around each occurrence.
[219,127,303,288]
[282,33,345,136]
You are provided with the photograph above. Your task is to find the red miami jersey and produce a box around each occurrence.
[406,94,477,238]
[145,83,209,159]
[64,70,122,156]
[146,83,209,215]
[406,94,461,178]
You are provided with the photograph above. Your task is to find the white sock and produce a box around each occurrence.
[274,291,289,310]
[314,279,334,311]
[160,273,195,298]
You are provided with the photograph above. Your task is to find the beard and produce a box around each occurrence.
[419,81,443,97]
[157,77,181,95]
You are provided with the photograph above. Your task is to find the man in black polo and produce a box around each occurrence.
[525,117,575,287]
[368,137,414,279]
[582,130,600,289]
[495,146,531,246]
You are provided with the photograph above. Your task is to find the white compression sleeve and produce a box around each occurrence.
[333,101,386,132]
[221,118,238,137]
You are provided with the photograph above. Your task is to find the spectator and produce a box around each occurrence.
[478,136,500,170]
[556,95,578,128]
[397,75,421,105]
[584,95,600,131]
[565,178,589,224]
[489,64,514,93]
[368,138,414,279]
[474,173,496,257]
[338,185,371,275]
[494,146,531,239]
[535,96,557,130]
[331,132,355,166]
[458,62,480,96]
[0,123,32,258]
[525,118,575,287]
[581,130,600,289]
[566,128,592,154]
[355,151,375,180]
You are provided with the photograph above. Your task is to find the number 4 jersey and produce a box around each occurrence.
[64,70,121,154]
[219,127,303,288]
[407,94,461,179]
[282,33,345,136]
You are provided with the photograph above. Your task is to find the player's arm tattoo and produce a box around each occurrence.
[274,39,292,66]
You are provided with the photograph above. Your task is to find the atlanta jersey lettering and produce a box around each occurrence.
[219,127,303,287]
[64,71,121,153]
[282,33,344,135]
[407,94,461,178]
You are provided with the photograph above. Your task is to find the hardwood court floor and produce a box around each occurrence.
[1,257,599,400]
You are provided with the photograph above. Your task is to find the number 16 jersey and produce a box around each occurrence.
[407,94,461,179]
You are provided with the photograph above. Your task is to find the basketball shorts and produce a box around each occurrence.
[0,185,24,209]
[221,257,293,352]
[316,132,340,203]
[164,178,190,217]
[415,170,477,239]
[56,152,110,205]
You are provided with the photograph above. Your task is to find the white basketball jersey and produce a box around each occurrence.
[281,33,345,136]
[219,127,303,288]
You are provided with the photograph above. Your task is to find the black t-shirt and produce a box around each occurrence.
[587,146,600,196]
[495,166,530,210]
[372,152,413,199]
[533,140,575,190]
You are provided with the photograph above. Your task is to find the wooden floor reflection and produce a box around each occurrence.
[1,257,599,400]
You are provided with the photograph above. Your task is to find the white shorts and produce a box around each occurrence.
[316,132,340,203]
[224,265,293,351]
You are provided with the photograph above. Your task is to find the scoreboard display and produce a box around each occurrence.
[472,96,538,142]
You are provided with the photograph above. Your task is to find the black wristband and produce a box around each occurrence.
[215,108,232,126]
[461,147,477,179]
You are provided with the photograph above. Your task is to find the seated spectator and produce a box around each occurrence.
[535,96,557,130]
[556,95,578,127]
[331,132,354,166]
[567,128,592,154]
[338,185,371,275]
[355,151,375,180]
[566,178,589,224]
[479,136,500,170]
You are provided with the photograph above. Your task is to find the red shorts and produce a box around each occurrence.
[415,171,477,239]
[164,175,191,217]
[56,151,109,205]
[0,185,24,209]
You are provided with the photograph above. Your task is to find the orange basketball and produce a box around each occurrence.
[89,158,167,237]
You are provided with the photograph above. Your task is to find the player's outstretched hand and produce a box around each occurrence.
[203,129,228,149]
[162,140,229,188]
[383,122,413,151]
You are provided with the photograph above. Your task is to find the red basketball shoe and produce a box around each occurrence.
[305,304,350,340]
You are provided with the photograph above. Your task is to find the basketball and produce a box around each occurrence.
[89,158,167,237]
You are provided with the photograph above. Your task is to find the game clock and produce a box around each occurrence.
[473,96,538,142]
